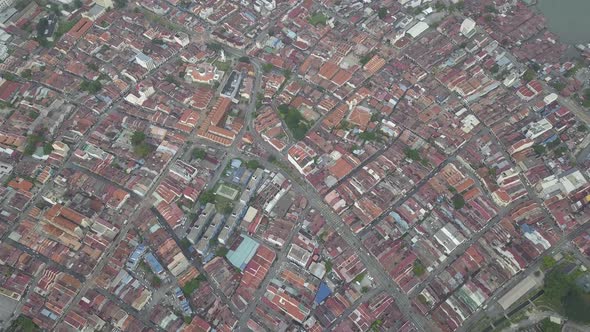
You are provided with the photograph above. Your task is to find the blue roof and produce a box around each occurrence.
[314,282,332,304]
[231,159,242,168]
[145,253,164,274]
[521,224,533,234]
[226,235,259,270]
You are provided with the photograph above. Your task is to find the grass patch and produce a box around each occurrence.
[308,12,328,26]
[213,60,231,72]
[7,315,40,332]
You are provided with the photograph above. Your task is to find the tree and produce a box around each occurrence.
[36,17,49,37]
[21,69,32,79]
[215,246,229,257]
[43,142,53,155]
[114,0,127,8]
[452,194,465,210]
[131,131,146,146]
[152,38,164,45]
[541,256,557,271]
[134,142,152,158]
[262,63,273,73]
[522,69,536,82]
[533,144,546,156]
[199,190,215,204]
[238,56,250,63]
[86,63,99,71]
[490,64,499,74]
[206,42,222,52]
[324,260,333,273]
[404,148,421,161]
[74,0,84,8]
[192,148,206,159]
[413,260,426,276]
[80,79,102,94]
[378,7,388,20]
[245,160,260,169]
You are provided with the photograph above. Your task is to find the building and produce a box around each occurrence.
[287,141,317,176]
[135,52,156,71]
[95,0,114,8]
[0,0,15,12]
[460,18,476,38]
[186,63,220,84]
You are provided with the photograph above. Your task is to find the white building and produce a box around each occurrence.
[524,118,552,139]
[135,52,155,71]
[0,0,15,11]
[125,84,155,106]
[460,18,476,38]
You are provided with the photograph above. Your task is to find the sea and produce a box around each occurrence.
[536,0,590,45]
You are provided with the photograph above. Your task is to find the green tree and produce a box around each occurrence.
[262,63,273,73]
[215,246,229,257]
[114,0,127,8]
[413,260,426,276]
[378,8,388,19]
[21,69,32,79]
[541,256,557,271]
[533,144,546,155]
[192,148,206,159]
[134,142,152,158]
[199,190,215,204]
[452,194,465,210]
[131,131,146,146]
[43,142,53,155]
[238,56,250,63]
[404,148,421,161]
[245,160,260,169]
[522,69,536,82]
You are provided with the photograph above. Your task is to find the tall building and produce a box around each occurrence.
[95,0,113,9]
[0,0,15,11]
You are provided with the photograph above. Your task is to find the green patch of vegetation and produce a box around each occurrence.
[206,42,222,52]
[213,60,231,72]
[539,318,561,332]
[215,246,229,257]
[533,144,546,156]
[182,275,206,296]
[539,264,590,323]
[404,148,421,161]
[80,79,102,94]
[54,19,79,43]
[24,134,43,156]
[448,186,457,194]
[358,131,379,141]
[417,294,429,305]
[179,238,192,250]
[550,80,566,92]
[245,160,260,170]
[2,72,17,81]
[199,189,215,204]
[324,260,333,273]
[134,142,152,158]
[353,273,365,283]
[413,260,426,277]
[115,0,128,8]
[262,62,274,73]
[369,319,383,332]
[308,12,328,26]
[541,256,557,271]
[7,315,40,332]
[19,68,31,80]
[378,7,388,20]
[151,276,162,287]
[28,110,39,119]
[277,104,310,140]
[151,38,164,45]
[215,197,234,215]
[448,0,464,12]
[238,56,250,63]
[359,52,375,66]
[43,142,53,155]
[131,131,146,146]
[434,2,447,11]
[522,68,536,82]
[582,88,590,108]
[192,148,206,160]
[452,194,465,210]
[130,131,151,158]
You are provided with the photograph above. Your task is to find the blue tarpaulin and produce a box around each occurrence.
[314,282,332,304]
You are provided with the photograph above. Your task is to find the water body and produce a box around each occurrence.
[536,0,590,45]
